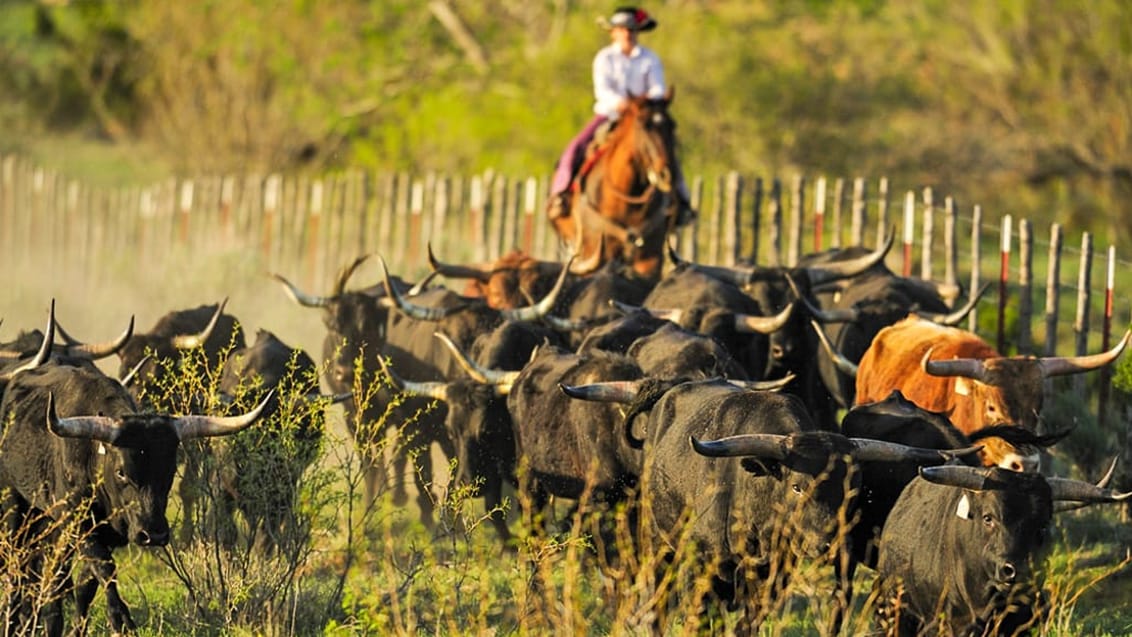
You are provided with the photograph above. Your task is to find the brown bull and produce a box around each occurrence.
[427,245,598,310]
[855,315,1130,469]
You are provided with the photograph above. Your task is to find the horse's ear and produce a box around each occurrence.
[664,85,675,104]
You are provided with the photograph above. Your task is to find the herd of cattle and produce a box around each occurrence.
[2,234,1130,636]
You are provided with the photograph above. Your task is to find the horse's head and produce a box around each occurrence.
[618,89,677,193]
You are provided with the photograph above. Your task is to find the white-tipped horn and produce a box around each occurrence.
[175,390,274,440]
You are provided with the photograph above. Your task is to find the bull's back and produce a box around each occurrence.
[854,317,997,417]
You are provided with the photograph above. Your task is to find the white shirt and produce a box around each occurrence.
[592,42,666,120]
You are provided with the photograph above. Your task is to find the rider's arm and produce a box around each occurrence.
[592,47,626,118]
[642,48,666,100]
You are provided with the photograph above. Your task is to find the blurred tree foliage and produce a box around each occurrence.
[1,0,1130,243]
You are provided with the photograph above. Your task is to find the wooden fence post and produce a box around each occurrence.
[1074,232,1094,396]
[1044,223,1063,357]
[261,175,276,262]
[180,179,195,247]
[814,176,826,253]
[969,204,982,332]
[708,174,724,264]
[902,191,914,277]
[306,179,323,285]
[876,177,889,250]
[1018,219,1033,355]
[767,178,782,266]
[490,174,508,260]
[747,176,762,265]
[831,177,845,249]
[997,214,1011,354]
[469,175,486,262]
[677,174,702,260]
[522,176,537,253]
[726,171,743,266]
[921,187,934,281]
[788,174,803,266]
[1099,245,1116,429]
[409,180,425,267]
[943,196,958,305]
[850,177,866,247]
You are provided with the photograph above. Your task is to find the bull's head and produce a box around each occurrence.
[46,389,270,547]
[921,330,1130,436]
[919,465,1131,590]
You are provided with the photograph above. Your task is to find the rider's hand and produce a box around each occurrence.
[616,98,631,114]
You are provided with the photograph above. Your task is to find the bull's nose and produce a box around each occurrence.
[997,561,1017,582]
[770,345,785,359]
[136,529,170,546]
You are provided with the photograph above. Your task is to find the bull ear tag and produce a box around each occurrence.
[98,443,107,456]
[953,377,970,396]
[955,493,972,520]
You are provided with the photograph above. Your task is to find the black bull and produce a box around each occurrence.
[209,328,333,551]
[560,376,968,632]
[875,465,1130,636]
[0,361,267,636]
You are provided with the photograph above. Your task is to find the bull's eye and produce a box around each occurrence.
[115,469,128,482]
[982,513,994,527]
[791,484,803,495]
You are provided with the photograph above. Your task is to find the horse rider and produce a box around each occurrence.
[546,6,696,229]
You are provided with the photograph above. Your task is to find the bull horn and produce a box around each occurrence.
[811,320,858,377]
[1054,457,1122,512]
[543,314,594,332]
[610,300,683,324]
[501,257,575,322]
[377,255,461,321]
[850,438,982,464]
[785,273,858,323]
[406,271,440,296]
[119,354,151,388]
[0,300,57,380]
[920,283,990,326]
[688,262,756,288]
[377,355,450,402]
[918,465,991,490]
[1048,476,1132,503]
[1039,329,1132,378]
[690,433,788,461]
[427,242,492,282]
[734,302,795,334]
[433,332,521,386]
[175,390,274,440]
[333,255,371,297]
[559,380,641,403]
[272,272,333,308]
[922,347,989,381]
[46,392,123,443]
[54,316,135,359]
[726,373,796,392]
[666,237,688,267]
[172,299,228,350]
[1095,456,1119,489]
[804,229,894,286]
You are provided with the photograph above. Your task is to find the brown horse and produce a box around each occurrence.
[552,90,679,280]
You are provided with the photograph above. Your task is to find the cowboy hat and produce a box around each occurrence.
[597,7,658,32]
